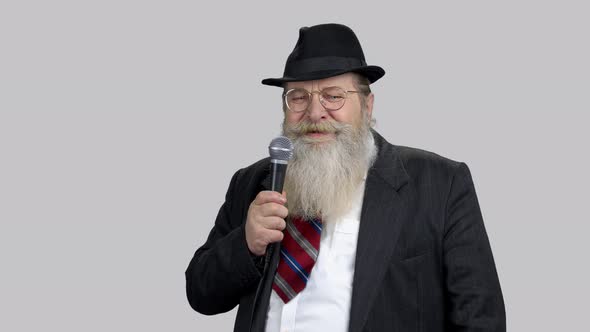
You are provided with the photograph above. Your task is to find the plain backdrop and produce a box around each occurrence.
[1,1,588,331]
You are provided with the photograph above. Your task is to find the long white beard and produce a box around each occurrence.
[281,113,376,221]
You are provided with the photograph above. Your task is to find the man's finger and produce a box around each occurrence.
[259,203,289,219]
[253,190,287,205]
[265,229,284,244]
[259,216,287,231]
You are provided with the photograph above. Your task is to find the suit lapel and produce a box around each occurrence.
[348,132,410,332]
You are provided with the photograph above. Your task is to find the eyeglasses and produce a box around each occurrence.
[283,86,359,112]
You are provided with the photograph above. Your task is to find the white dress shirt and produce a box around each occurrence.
[264,179,367,332]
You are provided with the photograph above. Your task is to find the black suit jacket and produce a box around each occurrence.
[186,131,505,332]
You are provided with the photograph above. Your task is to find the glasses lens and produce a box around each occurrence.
[320,87,347,110]
[286,89,310,112]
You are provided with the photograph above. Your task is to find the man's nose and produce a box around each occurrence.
[306,93,328,122]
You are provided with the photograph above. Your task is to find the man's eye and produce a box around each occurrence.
[290,96,308,103]
[324,94,344,101]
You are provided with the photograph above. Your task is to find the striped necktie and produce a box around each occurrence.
[272,216,322,303]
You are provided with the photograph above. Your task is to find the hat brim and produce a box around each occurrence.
[261,65,385,87]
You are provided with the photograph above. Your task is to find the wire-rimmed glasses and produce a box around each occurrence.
[283,87,359,112]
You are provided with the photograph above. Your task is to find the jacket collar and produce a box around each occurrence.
[368,130,409,191]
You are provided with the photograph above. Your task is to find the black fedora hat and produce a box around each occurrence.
[261,23,385,87]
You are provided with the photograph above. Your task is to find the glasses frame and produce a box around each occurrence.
[283,87,360,112]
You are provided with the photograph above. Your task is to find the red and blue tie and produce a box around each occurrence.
[272,216,323,303]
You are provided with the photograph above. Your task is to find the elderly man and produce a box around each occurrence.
[186,23,505,332]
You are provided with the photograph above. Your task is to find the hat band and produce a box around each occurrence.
[285,56,367,76]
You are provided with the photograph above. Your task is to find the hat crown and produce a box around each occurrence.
[286,24,366,66]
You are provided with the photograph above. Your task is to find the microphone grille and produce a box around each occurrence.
[268,136,294,162]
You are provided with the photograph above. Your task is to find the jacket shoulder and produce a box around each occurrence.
[391,144,467,185]
[394,145,463,169]
[373,130,464,174]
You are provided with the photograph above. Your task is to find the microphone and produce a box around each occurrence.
[249,137,294,327]
[268,136,294,193]
[262,136,293,273]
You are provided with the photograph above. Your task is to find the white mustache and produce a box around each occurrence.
[285,120,350,136]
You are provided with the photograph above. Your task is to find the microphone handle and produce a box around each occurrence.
[270,161,288,193]
[265,161,288,272]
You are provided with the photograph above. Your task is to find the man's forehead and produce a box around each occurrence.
[284,73,356,89]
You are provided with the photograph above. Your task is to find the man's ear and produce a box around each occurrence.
[366,93,374,120]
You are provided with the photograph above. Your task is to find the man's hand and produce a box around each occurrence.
[245,191,288,256]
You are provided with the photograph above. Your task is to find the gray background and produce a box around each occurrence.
[1,0,588,331]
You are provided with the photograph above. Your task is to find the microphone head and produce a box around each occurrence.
[269,136,294,163]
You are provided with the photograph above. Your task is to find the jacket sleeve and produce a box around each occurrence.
[185,169,263,315]
[443,162,506,331]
